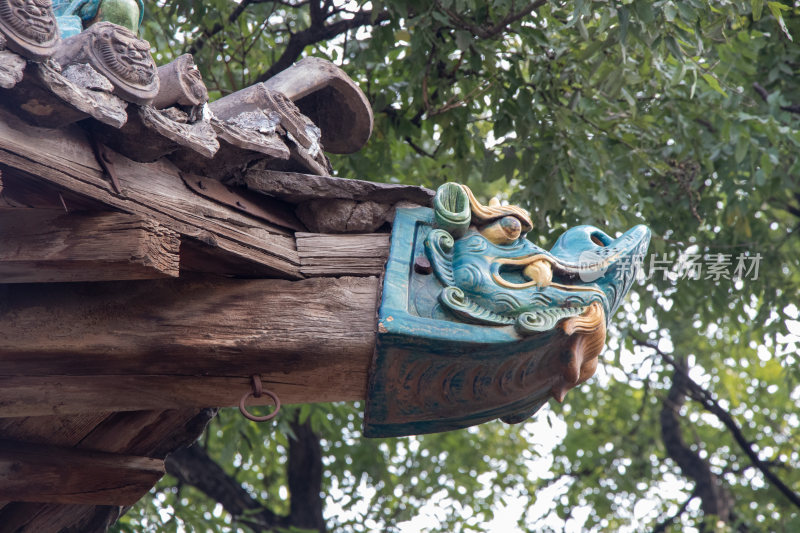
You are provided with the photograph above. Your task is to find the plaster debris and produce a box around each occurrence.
[61,63,114,92]
[229,109,280,134]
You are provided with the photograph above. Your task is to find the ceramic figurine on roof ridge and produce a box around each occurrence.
[364,182,651,438]
[54,0,143,38]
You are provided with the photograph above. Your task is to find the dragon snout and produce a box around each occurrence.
[550,224,649,262]
[548,224,651,317]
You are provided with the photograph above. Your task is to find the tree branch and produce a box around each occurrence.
[309,0,325,27]
[752,82,800,114]
[164,413,327,532]
[651,488,697,533]
[287,417,326,532]
[187,0,257,56]
[435,0,547,39]
[428,81,494,117]
[784,203,800,219]
[638,340,800,511]
[404,137,437,159]
[165,443,284,531]
[255,8,392,83]
[752,82,770,102]
[659,357,735,523]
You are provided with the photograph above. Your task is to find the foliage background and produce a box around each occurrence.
[117,1,800,531]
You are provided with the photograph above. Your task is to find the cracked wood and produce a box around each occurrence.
[0,106,300,278]
[0,440,164,506]
[0,276,379,416]
[0,409,216,532]
[0,209,180,283]
[296,232,389,276]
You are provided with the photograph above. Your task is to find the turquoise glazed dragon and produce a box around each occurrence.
[54,0,142,37]
[364,183,650,437]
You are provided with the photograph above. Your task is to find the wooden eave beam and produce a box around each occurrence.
[0,209,180,283]
[0,440,164,505]
[0,275,379,416]
[0,106,301,279]
[0,409,216,531]
[244,168,434,205]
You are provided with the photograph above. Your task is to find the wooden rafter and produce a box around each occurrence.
[0,106,302,278]
[0,408,215,530]
[0,440,164,505]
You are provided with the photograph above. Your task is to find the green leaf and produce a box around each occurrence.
[665,35,683,62]
[702,72,728,96]
[735,135,749,163]
[633,0,654,24]
[577,17,589,40]
[618,6,630,45]
[455,30,472,51]
[751,0,764,20]
[768,1,793,40]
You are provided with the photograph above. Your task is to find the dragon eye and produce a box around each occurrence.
[480,215,522,245]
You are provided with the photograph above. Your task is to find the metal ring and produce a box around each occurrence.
[239,375,280,422]
[251,373,263,398]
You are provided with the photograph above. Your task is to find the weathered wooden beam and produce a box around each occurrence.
[0,276,378,416]
[0,440,164,505]
[297,232,389,276]
[0,106,301,278]
[0,501,119,533]
[244,169,434,233]
[0,375,363,417]
[0,409,212,457]
[183,174,304,232]
[0,409,215,532]
[0,413,110,523]
[0,165,114,211]
[244,168,434,205]
[0,412,111,447]
[0,209,180,283]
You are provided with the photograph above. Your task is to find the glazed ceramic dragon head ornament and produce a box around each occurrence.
[429,183,649,404]
[365,182,650,437]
